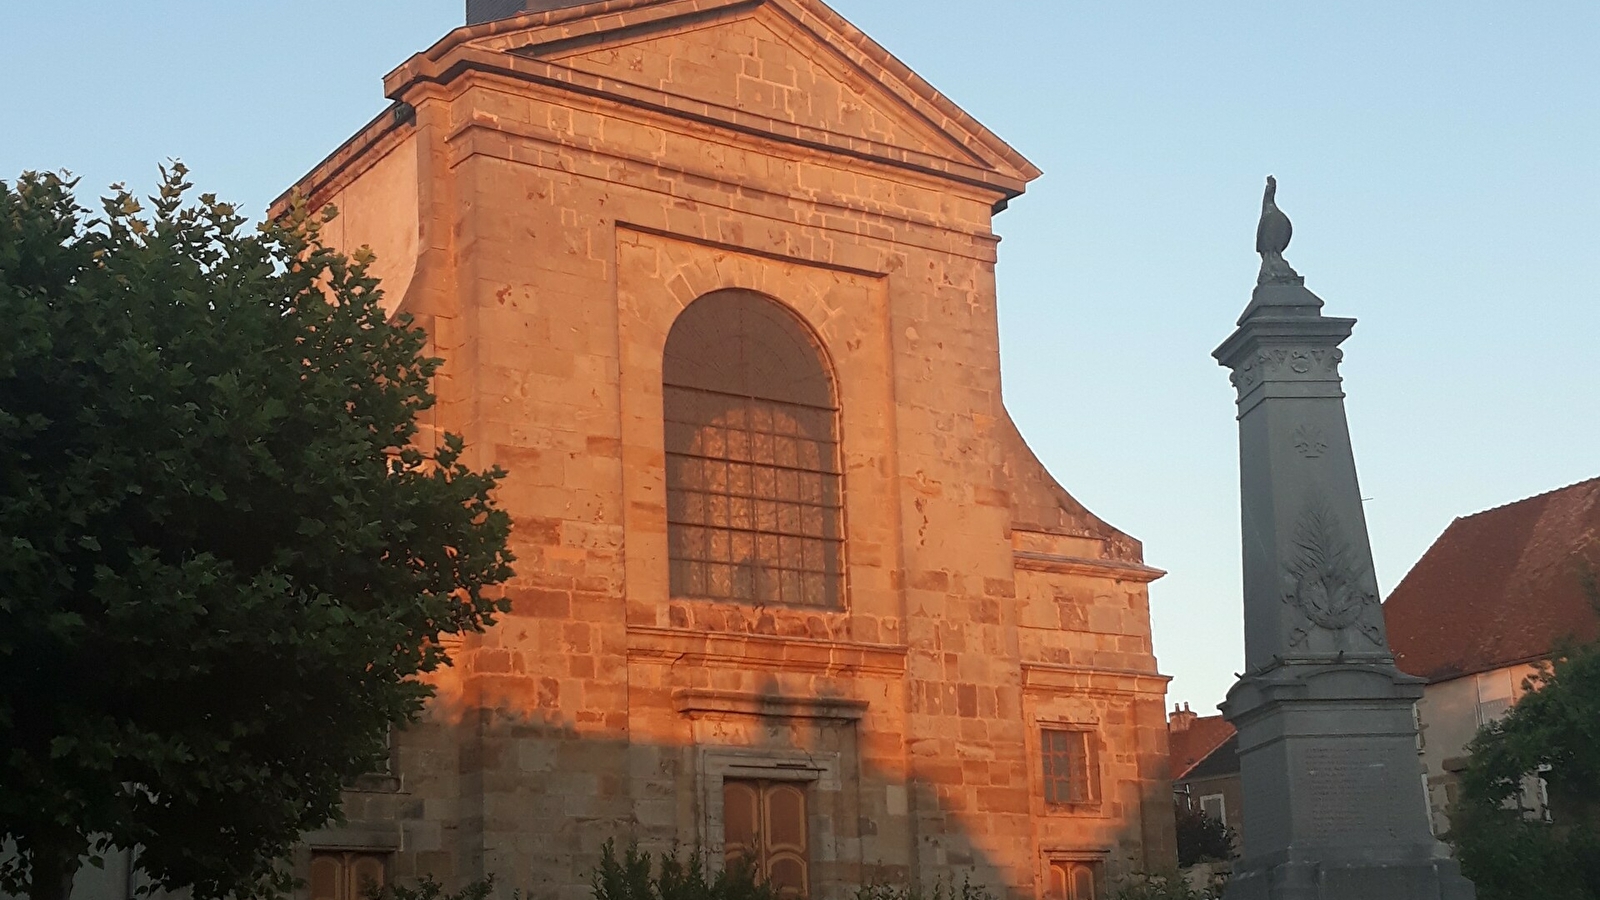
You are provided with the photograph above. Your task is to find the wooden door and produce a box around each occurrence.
[724,779,809,898]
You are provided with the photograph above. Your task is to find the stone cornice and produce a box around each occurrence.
[382,0,1037,200]
[1012,551,1166,583]
[1021,661,1172,696]
[627,626,908,677]
[673,688,869,720]
[391,49,1025,200]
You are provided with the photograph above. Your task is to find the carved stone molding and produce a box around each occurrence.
[1012,551,1166,583]
[1291,424,1329,459]
[627,626,908,677]
[1021,661,1172,696]
[1229,346,1345,392]
[673,689,869,720]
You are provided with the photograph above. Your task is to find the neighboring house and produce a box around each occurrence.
[240,2,1180,900]
[1167,706,1240,833]
[1384,477,1600,835]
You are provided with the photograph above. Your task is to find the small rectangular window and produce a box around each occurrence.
[309,851,388,900]
[1199,793,1226,825]
[1041,729,1098,806]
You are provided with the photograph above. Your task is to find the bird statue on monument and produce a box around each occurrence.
[1255,175,1300,285]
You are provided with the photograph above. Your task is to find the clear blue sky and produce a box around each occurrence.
[3,2,1596,713]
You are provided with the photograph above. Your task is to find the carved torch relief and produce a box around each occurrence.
[1281,497,1383,649]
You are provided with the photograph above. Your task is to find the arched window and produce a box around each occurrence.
[662,290,842,608]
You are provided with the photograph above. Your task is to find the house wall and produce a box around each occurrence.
[1177,774,1243,837]
[1417,662,1541,834]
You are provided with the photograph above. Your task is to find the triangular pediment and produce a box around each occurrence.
[391,0,1039,197]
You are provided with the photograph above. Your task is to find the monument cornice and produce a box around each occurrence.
[1212,314,1356,371]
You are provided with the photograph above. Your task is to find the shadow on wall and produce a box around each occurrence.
[311,674,1164,900]
[2,690,1160,900]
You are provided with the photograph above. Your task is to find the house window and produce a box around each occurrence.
[663,290,842,608]
[1199,793,1226,825]
[723,779,809,898]
[1042,729,1098,805]
[309,851,387,900]
[1475,669,1515,726]
[1048,860,1101,900]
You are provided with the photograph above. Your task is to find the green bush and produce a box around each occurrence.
[852,874,996,900]
[591,841,774,900]
[370,876,500,900]
[1174,803,1237,867]
[1109,870,1221,900]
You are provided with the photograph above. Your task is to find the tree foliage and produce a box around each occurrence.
[1174,802,1236,868]
[0,167,514,900]
[1448,579,1600,900]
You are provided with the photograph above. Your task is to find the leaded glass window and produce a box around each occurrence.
[663,291,842,607]
[1042,728,1098,805]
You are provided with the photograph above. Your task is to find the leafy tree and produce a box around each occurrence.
[0,168,514,900]
[1174,802,1236,868]
[1447,578,1600,900]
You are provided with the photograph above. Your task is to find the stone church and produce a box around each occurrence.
[274,1,1176,898]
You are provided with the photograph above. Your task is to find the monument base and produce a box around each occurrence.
[1220,661,1476,900]
[1224,851,1475,900]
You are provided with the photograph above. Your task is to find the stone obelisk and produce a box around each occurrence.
[1212,178,1475,900]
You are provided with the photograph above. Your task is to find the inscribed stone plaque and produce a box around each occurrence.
[1302,746,1403,844]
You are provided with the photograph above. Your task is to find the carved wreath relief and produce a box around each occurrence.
[1229,347,1344,391]
[1282,498,1383,647]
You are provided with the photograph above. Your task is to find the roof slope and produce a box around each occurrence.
[1169,714,1236,782]
[1384,477,1600,683]
[1182,733,1240,782]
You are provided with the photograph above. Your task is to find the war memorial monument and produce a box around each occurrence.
[1212,180,1477,899]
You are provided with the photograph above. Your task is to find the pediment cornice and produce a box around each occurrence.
[383,0,1040,200]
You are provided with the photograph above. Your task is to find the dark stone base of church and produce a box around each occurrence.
[1224,854,1475,900]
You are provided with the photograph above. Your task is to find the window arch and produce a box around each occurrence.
[662,290,842,608]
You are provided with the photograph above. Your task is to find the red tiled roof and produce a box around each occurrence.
[1383,477,1600,684]
[1168,714,1236,781]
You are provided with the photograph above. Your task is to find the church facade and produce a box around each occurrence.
[276,2,1175,898]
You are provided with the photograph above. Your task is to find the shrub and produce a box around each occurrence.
[591,841,774,900]
[371,876,500,900]
[1109,870,1221,900]
[1174,803,1237,867]
[853,874,997,900]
